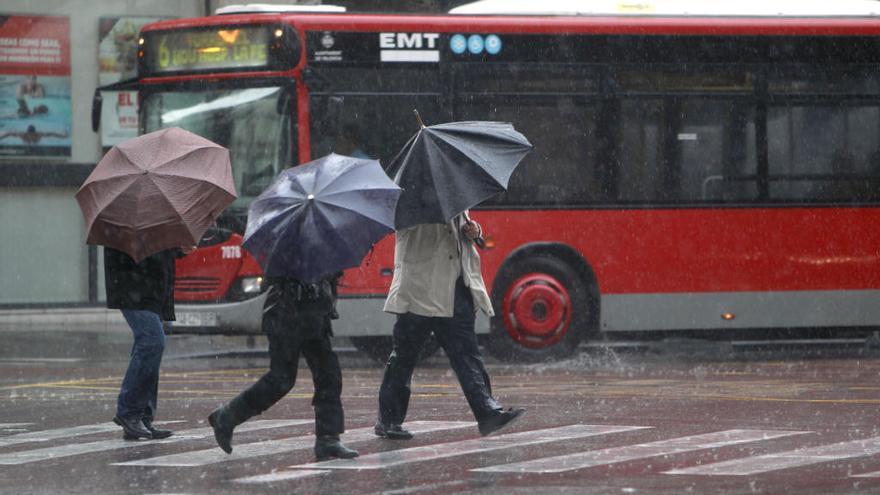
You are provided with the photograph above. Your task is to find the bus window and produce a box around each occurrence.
[455,94,602,207]
[616,98,757,204]
[310,94,441,166]
[143,86,293,213]
[767,103,880,202]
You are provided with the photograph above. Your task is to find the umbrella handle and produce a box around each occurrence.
[413,109,426,129]
[462,212,486,250]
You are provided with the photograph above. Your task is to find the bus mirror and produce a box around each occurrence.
[91,89,103,132]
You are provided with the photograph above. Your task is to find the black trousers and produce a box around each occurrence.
[235,303,345,437]
[378,277,502,425]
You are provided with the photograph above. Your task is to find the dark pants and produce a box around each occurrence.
[233,305,345,436]
[117,309,165,421]
[379,277,502,425]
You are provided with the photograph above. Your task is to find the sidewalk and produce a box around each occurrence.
[0,307,127,333]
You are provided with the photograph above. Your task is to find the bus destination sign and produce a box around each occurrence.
[143,26,271,74]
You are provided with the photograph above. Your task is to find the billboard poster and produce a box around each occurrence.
[98,17,162,147]
[0,15,71,158]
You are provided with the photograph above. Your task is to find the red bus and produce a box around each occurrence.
[106,1,880,362]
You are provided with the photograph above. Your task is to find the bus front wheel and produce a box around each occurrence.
[487,255,594,362]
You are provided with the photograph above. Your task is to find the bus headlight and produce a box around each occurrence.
[241,276,264,294]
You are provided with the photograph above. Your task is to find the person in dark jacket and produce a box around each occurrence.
[207,273,359,461]
[105,246,189,440]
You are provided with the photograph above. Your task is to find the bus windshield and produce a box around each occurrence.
[142,86,293,219]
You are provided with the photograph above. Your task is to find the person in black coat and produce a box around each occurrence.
[105,246,189,440]
[207,273,359,460]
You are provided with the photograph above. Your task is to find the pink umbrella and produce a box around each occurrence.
[75,127,237,261]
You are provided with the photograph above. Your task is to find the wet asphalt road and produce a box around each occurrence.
[3,329,880,494]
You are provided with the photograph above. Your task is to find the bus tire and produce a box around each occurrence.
[488,255,595,362]
[349,334,440,364]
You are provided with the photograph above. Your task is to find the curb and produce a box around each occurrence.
[0,307,128,333]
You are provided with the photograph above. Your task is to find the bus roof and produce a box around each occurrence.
[449,0,880,17]
[216,3,346,15]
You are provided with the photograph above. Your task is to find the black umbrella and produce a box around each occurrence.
[387,112,533,232]
[242,153,401,282]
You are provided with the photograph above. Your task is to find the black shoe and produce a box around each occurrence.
[478,408,526,436]
[113,415,152,440]
[314,435,359,461]
[142,421,173,440]
[374,421,413,440]
[208,406,235,454]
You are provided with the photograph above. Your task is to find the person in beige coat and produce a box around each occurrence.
[375,212,525,439]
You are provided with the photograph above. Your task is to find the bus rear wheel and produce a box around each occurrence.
[350,335,440,364]
[487,255,594,362]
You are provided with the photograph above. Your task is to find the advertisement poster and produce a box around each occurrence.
[0,15,71,158]
[98,17,162,147]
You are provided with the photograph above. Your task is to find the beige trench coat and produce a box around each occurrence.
[383,214,494,317]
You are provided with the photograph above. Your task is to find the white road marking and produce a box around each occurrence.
[299,425,646,471]
[234,424,646,484]
[0,422,121,447]
[0,419,309,465]
[665,436,880,476]
[0,423,33,428]
[473,429,810,473]
[236,470,330,484]
[115,420,473,467]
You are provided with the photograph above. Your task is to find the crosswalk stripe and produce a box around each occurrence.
[234,424,646,485]
[665,436,880,476]
[0,422,121,447]
[114,420,474,467]
[0,419,309,465]
[0,423,33,429]
[851,469,880,478]
[236,470,330,484]
[472,429,810,474]
[297,424,646,471]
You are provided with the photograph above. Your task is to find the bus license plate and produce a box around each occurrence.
[176,312,217,327]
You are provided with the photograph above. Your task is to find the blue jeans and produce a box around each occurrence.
[117,309,166,421]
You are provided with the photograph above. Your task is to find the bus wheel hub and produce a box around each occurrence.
[502,273,572,348]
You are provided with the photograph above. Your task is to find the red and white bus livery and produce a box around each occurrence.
[113,1,880,361]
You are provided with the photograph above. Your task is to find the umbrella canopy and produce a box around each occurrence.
[387,119,533,230]
[242,153,401,282]
[75,127,237,262]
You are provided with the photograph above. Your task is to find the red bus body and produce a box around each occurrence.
[135,8,880,360]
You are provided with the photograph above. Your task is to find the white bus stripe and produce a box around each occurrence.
[473,429,809,474]
[0,419,309,465]
[665,436,880,476]
[115,421,473,467]
[295,425,648,471]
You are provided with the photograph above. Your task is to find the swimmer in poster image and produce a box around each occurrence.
[0,125,68,145]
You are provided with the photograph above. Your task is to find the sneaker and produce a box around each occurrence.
[478,408,525,436]
[374,421,413,440]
